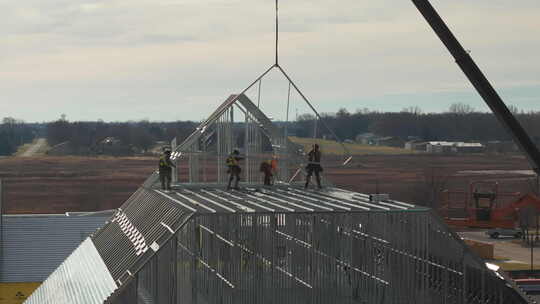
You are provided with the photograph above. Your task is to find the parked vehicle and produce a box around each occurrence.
[486,228,522,239]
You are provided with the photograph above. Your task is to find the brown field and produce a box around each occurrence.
[0,156,155,213]
[0,154,535,214]
[330,154,534,207]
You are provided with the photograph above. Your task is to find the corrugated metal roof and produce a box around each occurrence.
[24,238,117,304]
[455,142,483,147]
[427,141,455,146]
[21,187,193,303]
[151,184,424,214]
[427,141,483,147]
[92,187,194,282]
[22,184,423,303]
[0,213,111,283]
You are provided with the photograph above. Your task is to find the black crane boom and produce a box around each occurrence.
[411,0,540,175]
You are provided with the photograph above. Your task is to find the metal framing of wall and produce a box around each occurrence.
[106,191,531,304]
[23,182,531,304]
[170,94,306,187]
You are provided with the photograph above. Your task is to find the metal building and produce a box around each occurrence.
[24,92,532,304]
[23,185,532,304]
[0,211,112,304]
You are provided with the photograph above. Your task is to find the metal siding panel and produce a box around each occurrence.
[24,238,117,304]
[0,215,110,283]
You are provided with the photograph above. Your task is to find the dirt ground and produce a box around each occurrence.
[0,154,536,214]
[459,230,540,268]
[332,154,536,207]
[0,156,154,213]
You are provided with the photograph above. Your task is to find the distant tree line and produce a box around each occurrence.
[293,103,540,143]
[4,102,540,156]
[45,118,197,155]
[0,117,37,155]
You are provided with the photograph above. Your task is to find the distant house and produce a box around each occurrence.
[404,140,417,150]
[427,141,454,153]
[405,140,427,151]
[374,136,405,148]
[426,141,484,154]
[453,142,484,153]
[96,137,132,156]
[355,133,376,145]
[413,142,428,151]
[100,136,121,146]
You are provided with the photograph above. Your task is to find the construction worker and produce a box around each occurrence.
[260,159,273,186]
[270,155,278,184]
[226,150,243,190]
[158,150,176,191]
[305,144,322,189]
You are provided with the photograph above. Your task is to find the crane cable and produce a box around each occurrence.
[275,0,279,66]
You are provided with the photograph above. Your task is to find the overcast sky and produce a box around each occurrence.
[1,0,540,122]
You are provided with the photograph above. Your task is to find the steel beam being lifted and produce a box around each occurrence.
[411,0,540,175]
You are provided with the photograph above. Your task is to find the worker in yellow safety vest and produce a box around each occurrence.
[158,150,176,191]
[226,150,243,190]
[305,144,323,189]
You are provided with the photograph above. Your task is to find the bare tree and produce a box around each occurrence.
[2,117,17,125]
[401,106,423,115]
[508,104,520,114]
[448,102,475,114]
[355,107,371,114]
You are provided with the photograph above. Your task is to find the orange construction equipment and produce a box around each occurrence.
[440,181,540,229]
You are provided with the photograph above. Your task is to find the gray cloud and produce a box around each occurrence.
[1,0,540,122]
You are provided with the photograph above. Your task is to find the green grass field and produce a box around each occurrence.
[289,136,415,156]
